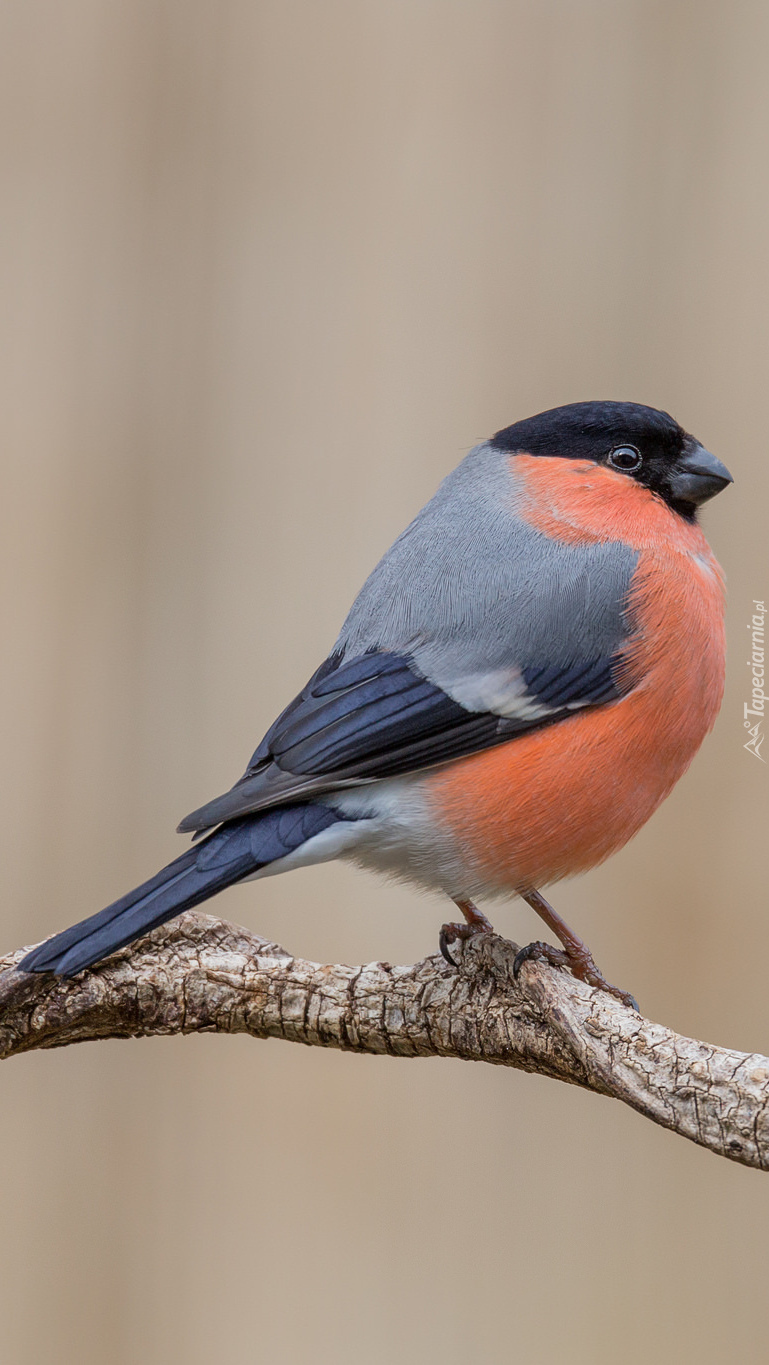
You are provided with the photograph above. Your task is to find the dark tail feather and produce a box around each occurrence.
[19,804,342,978]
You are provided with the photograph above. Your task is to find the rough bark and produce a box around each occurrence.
[2,912,767,1171]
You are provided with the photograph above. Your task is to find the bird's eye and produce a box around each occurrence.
[607,445,643,472]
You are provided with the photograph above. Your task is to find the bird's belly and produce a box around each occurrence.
[330,689,711,900]
[420,694,691,892]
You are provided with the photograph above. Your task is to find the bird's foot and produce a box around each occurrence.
[439,899,494,968]
[513,938,639,1012]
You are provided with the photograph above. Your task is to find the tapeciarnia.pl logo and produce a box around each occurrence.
[744,599,766,761]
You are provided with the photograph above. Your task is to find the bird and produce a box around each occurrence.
[20,400,732,1008]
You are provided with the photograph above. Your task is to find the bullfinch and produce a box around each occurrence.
[20,401,732,1007]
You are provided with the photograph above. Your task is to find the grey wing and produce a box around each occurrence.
[179,444,640,835]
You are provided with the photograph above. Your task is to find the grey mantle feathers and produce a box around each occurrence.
[2,912,769,1172]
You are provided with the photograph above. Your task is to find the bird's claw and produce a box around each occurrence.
[439,920,492,968]
[513,940,571,975]
[513,939,639,1012]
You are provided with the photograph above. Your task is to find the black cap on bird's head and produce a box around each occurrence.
[491,400,732,520]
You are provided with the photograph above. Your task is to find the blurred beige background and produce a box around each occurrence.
[1,2,768,1362]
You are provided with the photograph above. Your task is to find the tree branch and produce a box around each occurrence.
[2,911,767,1170]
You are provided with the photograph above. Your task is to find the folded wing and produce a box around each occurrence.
[179,646,628,833]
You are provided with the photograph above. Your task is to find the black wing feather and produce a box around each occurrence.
[178,650,626,834]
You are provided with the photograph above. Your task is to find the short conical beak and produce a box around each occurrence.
[669,444,733,506]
